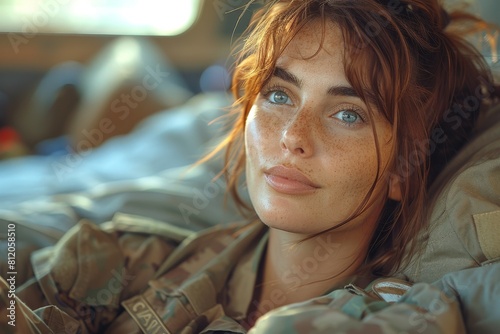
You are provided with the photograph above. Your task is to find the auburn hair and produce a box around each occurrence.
[205,0,499,276]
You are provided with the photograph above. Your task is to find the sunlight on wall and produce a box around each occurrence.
[0,0,201,36]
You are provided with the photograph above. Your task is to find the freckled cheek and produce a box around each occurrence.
[321,137,380,190]
[354,153,379,192]
[245,108,282,159]
[379,130,395,169]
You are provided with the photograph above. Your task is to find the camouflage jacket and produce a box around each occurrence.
[0,213,466,333]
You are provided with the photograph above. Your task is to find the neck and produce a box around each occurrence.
[256,224,374,311]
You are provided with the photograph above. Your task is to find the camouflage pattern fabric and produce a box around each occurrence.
[249,282,465,333]
[1,213,466,333]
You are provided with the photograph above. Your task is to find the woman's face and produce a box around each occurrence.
[245,21,400,235]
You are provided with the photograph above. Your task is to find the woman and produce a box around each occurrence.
[1,0,498,333]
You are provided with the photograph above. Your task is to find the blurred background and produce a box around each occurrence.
[0,0,265,158]
[0,0,498,159]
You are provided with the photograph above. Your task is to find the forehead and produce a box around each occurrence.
[273,20,351,90]
[277,20,345,67]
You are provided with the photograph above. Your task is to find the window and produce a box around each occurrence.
[0,0,201,36]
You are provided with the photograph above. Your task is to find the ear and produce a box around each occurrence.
[388,173,402,201]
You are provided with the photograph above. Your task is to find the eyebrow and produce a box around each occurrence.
[327,85,359,98]
[273,66,360,98]
[273,67,302,88]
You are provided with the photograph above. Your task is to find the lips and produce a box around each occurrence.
[264,165,320,195]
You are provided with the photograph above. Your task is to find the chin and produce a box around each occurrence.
[257,210,324,235]
[265,223,319,235]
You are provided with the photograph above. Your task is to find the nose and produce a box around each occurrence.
[280,110,314,157]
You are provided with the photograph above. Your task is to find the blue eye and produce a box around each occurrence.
[334,110,362,124]
[268,90,292,105]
